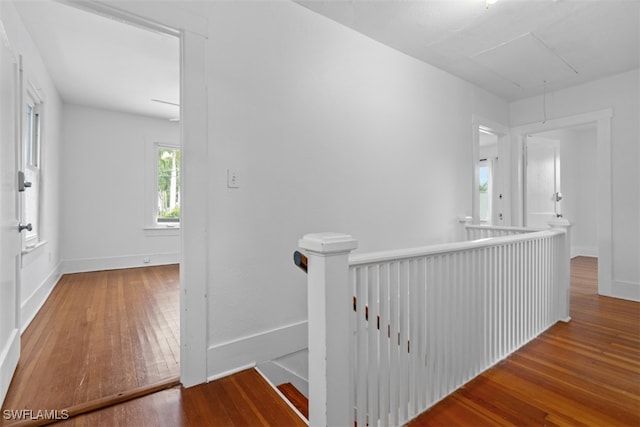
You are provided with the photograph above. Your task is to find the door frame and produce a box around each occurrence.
[59,0,210,387]
[511,108,613,297]
[0,13,22,406]
[471,115,510,225]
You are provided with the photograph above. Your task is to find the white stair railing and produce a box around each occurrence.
[464,224,538,240]
[299,220,570,427]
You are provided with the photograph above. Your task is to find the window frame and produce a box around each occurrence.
[478,159,492,223]
[146,141,181,230]
[21,81,43,248]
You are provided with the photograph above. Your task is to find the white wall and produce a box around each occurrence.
[60,104,180,272]
[1,1,63,332]
[202,1,509,376]
[510,69,640,299]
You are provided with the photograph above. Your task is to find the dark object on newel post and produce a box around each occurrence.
[293,251,308,274]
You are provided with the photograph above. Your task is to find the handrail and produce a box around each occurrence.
[464,224,540,233]
[293,250,308,273]
[349,228,564,266]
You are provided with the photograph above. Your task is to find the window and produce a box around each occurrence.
[22,86,42,247]
[479,160,490,222]
[156,145,180,224]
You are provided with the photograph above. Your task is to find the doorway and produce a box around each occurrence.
[1,1,209,402]
[2,0,183,413]
[512,109,614,297]
[525,125,598,257]
[472,115,510,225]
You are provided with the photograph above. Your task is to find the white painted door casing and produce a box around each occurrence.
[0,16,21,407]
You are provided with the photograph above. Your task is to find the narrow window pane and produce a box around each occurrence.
[26,104,33,165]
[479,164,489,220]
[157,148,180,223]
[32,112,40,167]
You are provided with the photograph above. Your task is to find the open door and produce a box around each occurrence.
[0,20,21,406]
[525,135,562,228]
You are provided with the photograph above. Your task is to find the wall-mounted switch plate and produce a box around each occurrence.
[227,169,240,188]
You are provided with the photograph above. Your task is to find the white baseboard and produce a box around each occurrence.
[61,252,179,274]
[21,263,62,333]
[207,321,307,380]
[570,246,598,258]
[0,329,20,407]
[612,280,640,302]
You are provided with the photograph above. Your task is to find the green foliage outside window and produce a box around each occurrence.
[157,148,180,222]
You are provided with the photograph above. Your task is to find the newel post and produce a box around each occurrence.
[549,219,572,322]
[299,233,358,427]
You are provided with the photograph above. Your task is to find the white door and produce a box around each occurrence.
[0,21,21,406]
[525,136,562,229]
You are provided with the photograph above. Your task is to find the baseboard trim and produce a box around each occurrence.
[61,252,179,274]
[612,280,640,302]
[257,360,309,398]
[570,246,598,258]
[21,263,62,334]
[0,329,20,407]
[207,321,307,380]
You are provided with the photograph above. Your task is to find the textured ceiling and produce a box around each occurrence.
[298,0,640,101]
[13,0,640,120]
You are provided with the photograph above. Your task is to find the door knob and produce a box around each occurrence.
[18,223,32,232]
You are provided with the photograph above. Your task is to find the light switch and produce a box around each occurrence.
[227,169,240,188]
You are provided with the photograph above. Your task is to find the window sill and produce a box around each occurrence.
[21,240,49,268]
[22,240,48,255]
[144,226,180,237]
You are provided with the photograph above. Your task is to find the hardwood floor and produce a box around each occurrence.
[408,257,640,427]
[3,257,638,426]
[1,265,180,422]
[54,369,306,427]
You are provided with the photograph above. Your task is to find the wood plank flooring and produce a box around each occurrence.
[1,265,180,419]
[408,257,640,427]
[54,369,306,427]
[3,257,638,426]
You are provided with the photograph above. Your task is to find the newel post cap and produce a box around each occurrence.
[548,218,572,229]
[299,232,358,254]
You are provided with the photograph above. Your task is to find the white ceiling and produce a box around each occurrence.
[299,0,640,101]
[14,0,639,120]
[15,0,179,120]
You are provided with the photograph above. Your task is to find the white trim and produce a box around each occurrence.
[20,240,48,266]
[56,0,208,38]
[471,115,510,225]
[145,140,180,228]
[0,329,20,407]
[20,263,62,333]
[511,109,613,135]
[62,252,179,274]
[143,227,180,237]
[257,359,309,397]
[612,280,640,302]
[207,363,256,383]
[207,321,308,380]
[511,109,614,299]
[570,246,598,258]
[63,1,211,388]
[255,366,309,425]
